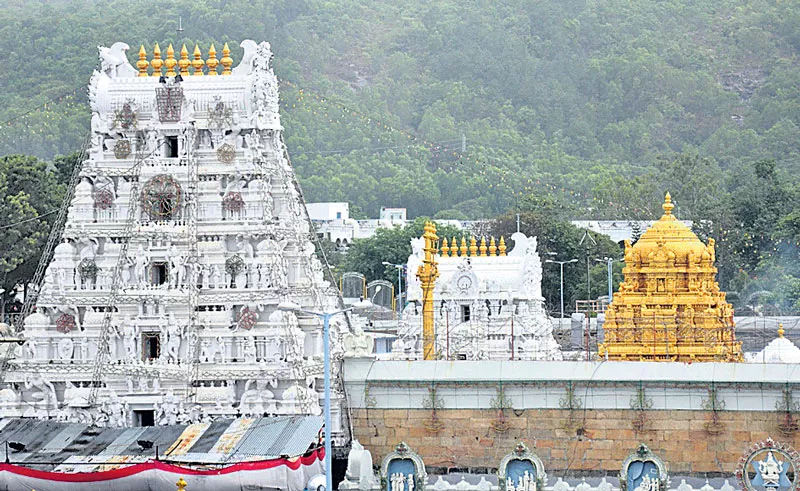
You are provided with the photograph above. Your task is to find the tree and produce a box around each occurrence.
[0,155,66,304]
[490,200,622,316]
[339,218,462,288]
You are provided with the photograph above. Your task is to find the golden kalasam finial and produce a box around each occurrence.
[151,43,163,76]
[179,44,191,76]
[459,237,468,257]
[663,192,674,216]
[779,323,785,338]
[469,237,478,256]
[137,45,149,77]
[440,237,449,256]
[165,44,177,77]
[479,237,487,257]
[221,42,233,75]
[499,236,507,256]
[192,45,204,75]
[489,237,497,256]
[451,237,458,257]
[176,477,188,491]
[206,43,218,75]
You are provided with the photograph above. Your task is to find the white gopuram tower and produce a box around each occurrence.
[3,41,348,437]
[397,232,563,361]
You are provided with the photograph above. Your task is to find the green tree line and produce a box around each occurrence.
[1,1,800,312]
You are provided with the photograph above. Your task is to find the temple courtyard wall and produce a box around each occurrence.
[344,359,800,476]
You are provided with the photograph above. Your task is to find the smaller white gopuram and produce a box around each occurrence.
[396,232,562,361]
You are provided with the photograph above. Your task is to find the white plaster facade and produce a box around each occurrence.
[396,232,562,361]
[4,41,347,438]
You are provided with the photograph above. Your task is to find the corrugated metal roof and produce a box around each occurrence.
[234,415,322,458]
[0,416,323,470]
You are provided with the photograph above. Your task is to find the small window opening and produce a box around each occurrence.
[166,136,179,158]
[461,305,471,322]
[142,332,161,361]
[135,410,155,427]
[150,262,168,285]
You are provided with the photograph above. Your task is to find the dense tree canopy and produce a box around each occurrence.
[1,0,800,312]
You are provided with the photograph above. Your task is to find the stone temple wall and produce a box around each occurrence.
[350,408,787,475]
[344,359,800,477]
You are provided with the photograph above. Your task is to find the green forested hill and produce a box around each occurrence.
[1,0,798,217]
[2,0,800,310]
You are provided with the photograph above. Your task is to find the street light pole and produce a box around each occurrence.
[545,258,578,319]
[278,302,352,491]
[595,257,615,305]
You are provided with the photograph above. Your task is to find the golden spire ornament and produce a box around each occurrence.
[191,45,204,75]
[479,237,487,257]
[178,44,191,77]
[459,237,468,257]
[165,44,177,77]
[221,42,233,75]
[151,43,163,76]
[137,45,149,77]
[498,237,507,256]
[489,237,497,256]
[451,237,458,257]
[469,236,478,256]
[440,237,449,257]
[206,43,218,75]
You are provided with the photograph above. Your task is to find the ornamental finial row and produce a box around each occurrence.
[136,43,234,77]
[440,236,507,257]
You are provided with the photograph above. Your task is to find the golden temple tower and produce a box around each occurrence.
[598,193,743,362]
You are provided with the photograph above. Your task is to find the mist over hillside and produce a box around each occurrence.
[1,0,798,219]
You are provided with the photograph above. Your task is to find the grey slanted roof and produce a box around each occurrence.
[0,416,323,470]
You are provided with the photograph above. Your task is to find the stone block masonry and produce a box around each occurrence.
[350,408,793,475]
[344,359,800,476]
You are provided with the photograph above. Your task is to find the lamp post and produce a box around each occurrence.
[594,257,615,305]
[277,301,354,491]
[545,257,578,319]
[381,262,404,315]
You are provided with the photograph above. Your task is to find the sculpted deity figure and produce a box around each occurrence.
[155,390,182,425]
[390,473,406,491]
[343,320,374,357]
[24,373,57,408]
[79,237,99,262]
[168,245,187,288]
[122,317,140,362]
[57,337,75,361]
[240,377,277,415]
[758,451,784,487]
[243,335,257,363]
[134,244,150,287]
[24,338,36,360]
[162,313,184,362]
[211,264,223,289]
[634,476,657,491]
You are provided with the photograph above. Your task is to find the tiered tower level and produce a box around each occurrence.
[4,41,347,432]
[598,193,743,362]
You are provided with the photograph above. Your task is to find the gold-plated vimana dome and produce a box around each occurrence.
[598,193,743,362]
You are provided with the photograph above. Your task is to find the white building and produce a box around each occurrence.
[309,201,478,249]
[395,232,562,361]
[571,219,692,244]
[5,41,347,439]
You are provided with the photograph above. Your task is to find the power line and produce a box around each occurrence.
[0,210,58,230]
